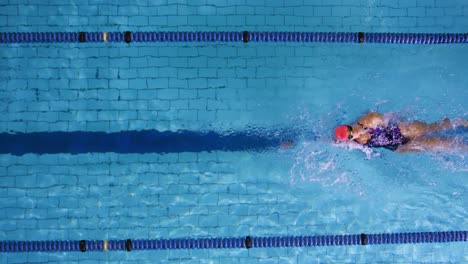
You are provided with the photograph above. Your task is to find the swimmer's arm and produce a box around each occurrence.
[356,112,386,129]
[354,135,370,145]
[394,145,423,153]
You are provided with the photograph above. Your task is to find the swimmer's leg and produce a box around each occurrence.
[399,118,467,138]
[395,137,467,153]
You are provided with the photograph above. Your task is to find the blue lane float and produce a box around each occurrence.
[0,231,466,252]
[0,31,467,44]
[0,129,306,156]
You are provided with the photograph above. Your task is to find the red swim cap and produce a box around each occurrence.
[334,125,351,141]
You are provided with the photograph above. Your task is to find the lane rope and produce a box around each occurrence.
[0,31,467,44]
[1,231,466,252]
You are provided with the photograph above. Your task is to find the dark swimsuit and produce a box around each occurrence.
[363,124,409,151]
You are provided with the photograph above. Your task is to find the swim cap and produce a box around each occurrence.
[334,125,351,141]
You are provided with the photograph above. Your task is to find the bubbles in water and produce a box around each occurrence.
[333,141,379,160]
[288,139,372,195]
[431,152,467,173]
[285,109,346,193]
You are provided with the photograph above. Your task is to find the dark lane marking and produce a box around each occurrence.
[0,129,308,156]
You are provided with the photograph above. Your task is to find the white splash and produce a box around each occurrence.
[289,141,356,189]
[333,140,379,160]
[431,152,467,172]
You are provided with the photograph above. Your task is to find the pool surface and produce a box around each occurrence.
[0,0,467,263]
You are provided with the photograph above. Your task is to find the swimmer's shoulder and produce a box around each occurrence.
[362,112,384,119]
[357,112,386,128]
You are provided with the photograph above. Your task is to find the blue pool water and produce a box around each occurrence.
[1,0,467,263]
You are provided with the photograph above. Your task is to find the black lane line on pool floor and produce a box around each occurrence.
[0,129,309,155]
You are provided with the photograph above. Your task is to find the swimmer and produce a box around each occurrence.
[334,112,468,153]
